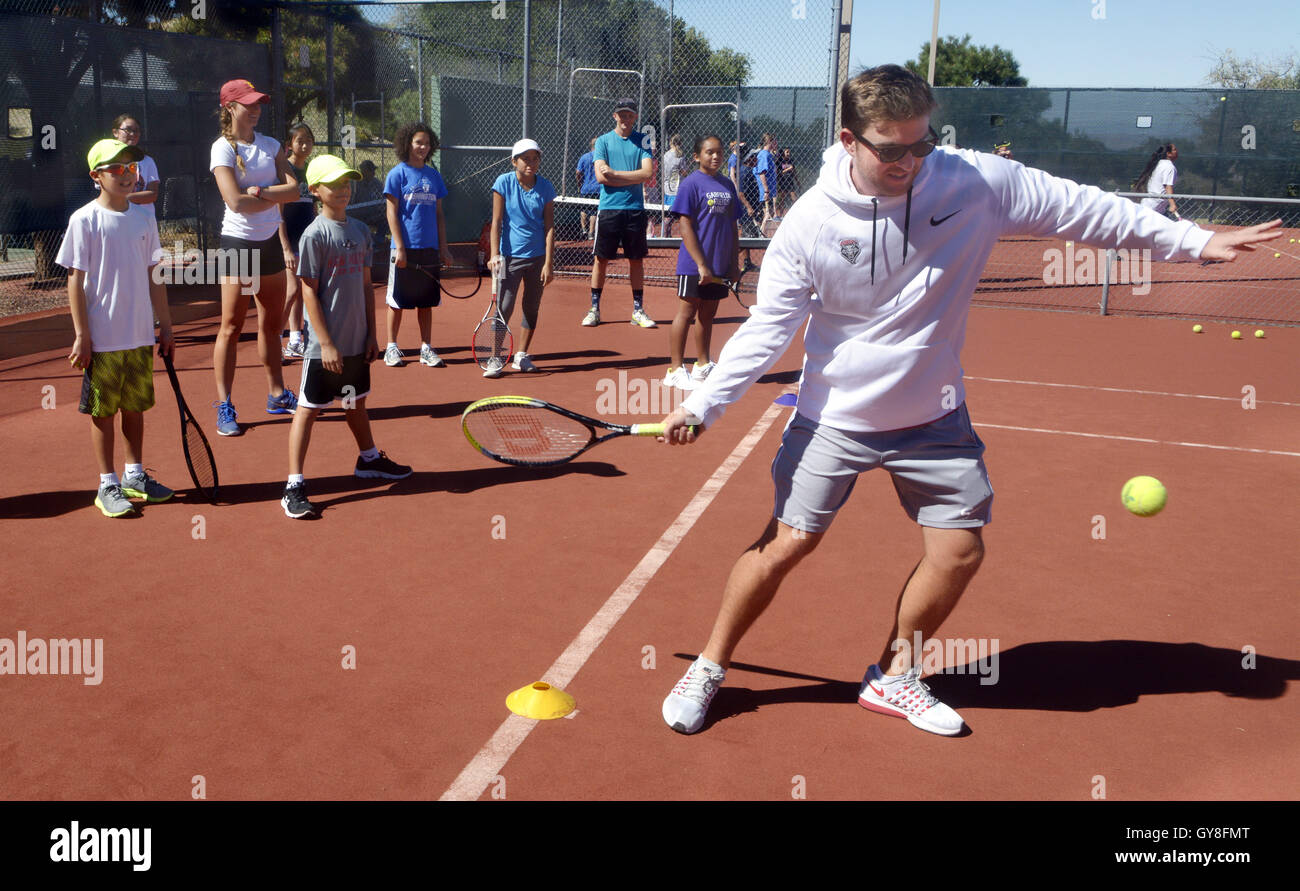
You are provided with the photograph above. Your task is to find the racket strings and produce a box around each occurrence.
[183,422,217,489]
[464,405,591,462]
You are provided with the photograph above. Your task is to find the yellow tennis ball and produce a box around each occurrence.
[1275,252,1282,258]
[1192,324,1203,333]
[1255,329,1265,338]
[1231,330,1242,339]
[1122,476,1167,517]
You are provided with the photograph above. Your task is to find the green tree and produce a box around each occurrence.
[1207,49,1300,90]
[906,35,1027,87]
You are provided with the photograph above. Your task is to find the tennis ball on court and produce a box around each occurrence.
[1274,252,1281,259]
[1255,329,1265,338]
[1192,324,1203,333]
[1122,476,1167,517]
[1231,330,1242,339]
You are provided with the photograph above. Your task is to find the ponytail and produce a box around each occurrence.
[1132,143,1172,192]
[218,105,247,174]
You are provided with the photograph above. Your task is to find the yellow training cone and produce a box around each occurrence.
[506,681,575,719]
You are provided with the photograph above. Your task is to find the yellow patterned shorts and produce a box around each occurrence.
[78,345,155,417]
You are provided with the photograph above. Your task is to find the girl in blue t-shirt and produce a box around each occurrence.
[382,122,452,369]
[487,138,555,377]
[663,135,740,391]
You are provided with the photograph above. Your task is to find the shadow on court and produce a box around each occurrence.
[673,641,1299,732]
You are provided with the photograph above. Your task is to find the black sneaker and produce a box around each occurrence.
[281,482,318,519]
[355,451,413,480]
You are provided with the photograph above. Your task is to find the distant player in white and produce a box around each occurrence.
[1135,143,1180,220]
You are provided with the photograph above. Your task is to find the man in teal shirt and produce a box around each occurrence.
[585,98,656,329]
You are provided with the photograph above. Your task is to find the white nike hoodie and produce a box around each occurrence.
[680,142,1214,432]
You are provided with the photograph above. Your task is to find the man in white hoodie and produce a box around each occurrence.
[658,65,1281,738]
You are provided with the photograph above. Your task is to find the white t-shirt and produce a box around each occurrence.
[55,200,161,353]
[1141,159,1177,211]
[209,132,283,240]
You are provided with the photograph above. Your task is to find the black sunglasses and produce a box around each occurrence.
[853,126,940,164]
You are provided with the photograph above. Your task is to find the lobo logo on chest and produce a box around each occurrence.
[839,239,861,264]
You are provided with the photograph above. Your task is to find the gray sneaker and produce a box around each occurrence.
[384,345,405,367]
[121,471,174,503]
[420,345,445,367]
[94,483,136,518]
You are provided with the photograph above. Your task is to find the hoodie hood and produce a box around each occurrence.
[814,141,919,282]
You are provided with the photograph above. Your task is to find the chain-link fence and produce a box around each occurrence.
[0,0,838,317]
[976,195,1300,325]
[3,2,1294,326]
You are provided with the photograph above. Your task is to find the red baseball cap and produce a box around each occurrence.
[219,79,270,107]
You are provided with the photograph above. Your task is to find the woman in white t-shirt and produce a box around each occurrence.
[1133,143,1180,221]
[209,79,303,437]
[109,114,161,230]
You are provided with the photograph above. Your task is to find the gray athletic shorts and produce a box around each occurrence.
[771,404,993,533]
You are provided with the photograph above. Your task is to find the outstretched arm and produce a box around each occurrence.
[1200,219,1283,261]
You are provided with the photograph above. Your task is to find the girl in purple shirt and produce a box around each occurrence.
[663,135,740,391]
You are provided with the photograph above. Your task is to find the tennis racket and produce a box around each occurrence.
[411,261,483,299]
[472,264,512,373]
[725,262,758,312]
[462,396,697,467]
[161,350,219,503]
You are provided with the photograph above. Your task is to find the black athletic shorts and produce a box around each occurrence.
[299,354,371,409]
[386,246,441,309]
[676,274,729,302]
[219,233,287,276]
[595,209,648,260]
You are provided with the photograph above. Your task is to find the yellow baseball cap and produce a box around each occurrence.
[87,138,144,172]
[305,154,361,187]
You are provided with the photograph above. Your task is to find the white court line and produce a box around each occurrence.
[965,376,1300,408]
[439,398,790,801]
[974,422,1300,458]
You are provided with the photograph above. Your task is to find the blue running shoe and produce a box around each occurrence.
[215,399,241,436]
[267,388,298,415]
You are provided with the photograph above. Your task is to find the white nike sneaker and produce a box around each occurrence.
[857,663,964,736]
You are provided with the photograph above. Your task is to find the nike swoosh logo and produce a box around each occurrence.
[868,682,886,697]
[930,210,962,226]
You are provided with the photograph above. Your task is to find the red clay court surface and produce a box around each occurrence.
[0,273,1296,801]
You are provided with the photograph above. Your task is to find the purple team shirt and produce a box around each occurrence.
[670,170,740,277]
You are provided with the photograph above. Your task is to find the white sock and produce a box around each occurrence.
[100,472,120,487]
[287,474,304,486]
[387,342,398,350]
[124,463,143,478]
[288,331,303,345]
[421,342,431,351]
[695,655,725,675]
[359,447,380,462]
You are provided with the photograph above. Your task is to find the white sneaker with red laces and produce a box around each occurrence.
[663,656,726,734]
[858,663,964,736]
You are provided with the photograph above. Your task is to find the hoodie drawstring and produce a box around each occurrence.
[870,198,878,284]
[869,186,912,285]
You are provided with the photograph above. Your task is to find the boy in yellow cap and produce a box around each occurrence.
[57,138,175,517]
[282,155,411,519]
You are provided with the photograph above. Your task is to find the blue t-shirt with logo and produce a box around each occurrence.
[670,170,739,277]
[383,162,447,250]
[493,172,556,259]
[594,129,652,211]
[576,152,599,195]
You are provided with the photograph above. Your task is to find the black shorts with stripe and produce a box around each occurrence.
[298,355,371,409]
[595,209,648,260]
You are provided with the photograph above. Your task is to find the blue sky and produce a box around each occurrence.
[847,0,1299,88]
